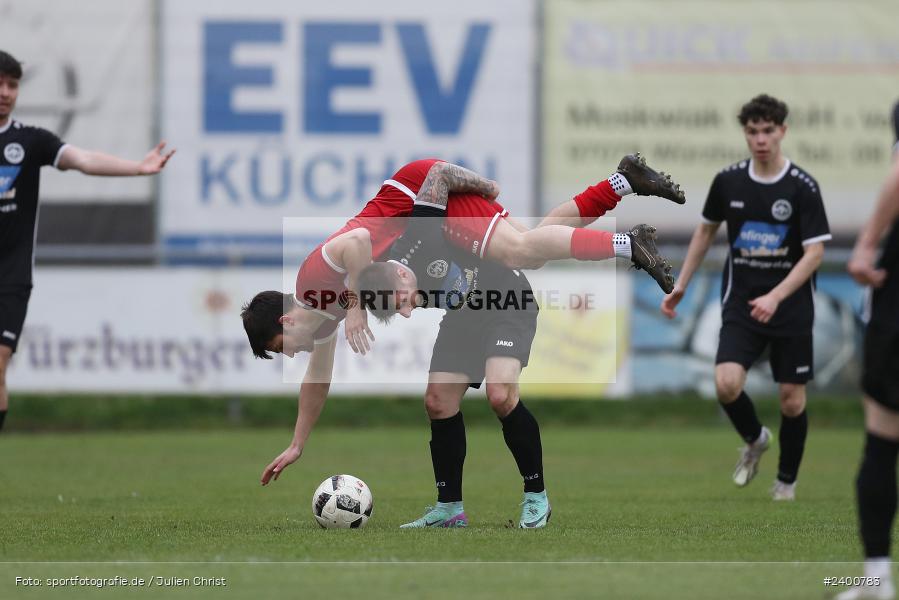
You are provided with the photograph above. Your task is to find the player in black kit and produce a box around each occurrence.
[0,51,175,432]
[836,103,899,600]
[660,95,831,500]
[358,204,549,529]
[358,190,669,529]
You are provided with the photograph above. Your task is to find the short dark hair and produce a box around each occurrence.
[240,291,292,359]
[358,262,400,324]
[0,51,23,80]
[738,94,788,126]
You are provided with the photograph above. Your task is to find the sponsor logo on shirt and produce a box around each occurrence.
[772,199,793,221]
[3,142,24,164]
[730,200,744,208]
[0,165,21,195]
[733,221,790,258]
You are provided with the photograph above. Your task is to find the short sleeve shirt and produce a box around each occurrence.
[702,159,831,334]
[0,120,67,288]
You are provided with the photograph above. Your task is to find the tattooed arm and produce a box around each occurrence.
[414,162,500,208]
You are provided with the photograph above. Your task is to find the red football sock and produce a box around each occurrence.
[573,180,622,224]
[570,229,614,260]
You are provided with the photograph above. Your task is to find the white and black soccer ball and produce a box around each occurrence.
[311,475,373,529]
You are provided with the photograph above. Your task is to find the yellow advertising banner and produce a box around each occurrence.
[543,0,899,232]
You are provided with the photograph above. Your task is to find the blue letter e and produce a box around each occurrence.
[204,22,283,133]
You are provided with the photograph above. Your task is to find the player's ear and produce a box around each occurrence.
[278,314,293,326]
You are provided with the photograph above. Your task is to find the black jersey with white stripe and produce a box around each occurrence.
[0,120,66,289]
[389,206,531,312]
[702,158,831,335]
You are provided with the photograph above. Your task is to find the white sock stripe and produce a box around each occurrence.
[612,232,631,259]
[608,173,633,196]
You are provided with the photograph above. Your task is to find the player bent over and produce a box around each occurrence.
[661,95,831,500]
[836,104,899,600]
[241,155,684,525]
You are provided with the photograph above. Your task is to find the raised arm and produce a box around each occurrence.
[260,335,336,485]
[57,141,175,176]
[414,161,500,208]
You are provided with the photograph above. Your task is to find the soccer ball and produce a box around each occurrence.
[311,474,373,529]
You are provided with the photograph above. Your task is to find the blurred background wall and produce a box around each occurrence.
[1,0,895,398]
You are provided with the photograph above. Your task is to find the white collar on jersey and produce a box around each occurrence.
[0,119,13,135]
[747,157,791,184]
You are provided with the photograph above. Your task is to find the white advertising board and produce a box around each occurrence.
[160,0,536,257]
[0,0,155,203]
[9,265,629,397]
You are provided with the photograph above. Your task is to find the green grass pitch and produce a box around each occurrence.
[0,425,889,599]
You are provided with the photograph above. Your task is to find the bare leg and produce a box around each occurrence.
[0,345,12,432]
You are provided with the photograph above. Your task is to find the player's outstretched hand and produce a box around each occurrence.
[748,293,779,324]
[660,285,685,319]
[138,141,176,175]
[261,445,302,486]
[345,305,375,355]
[848,246,887,288]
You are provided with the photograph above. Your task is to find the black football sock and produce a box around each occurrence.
[0,409,6,433]
[857,432,899,558]
[500,400,545,493]
[430,412,466,503]
[720,391,763,444]
[777,410,808,484]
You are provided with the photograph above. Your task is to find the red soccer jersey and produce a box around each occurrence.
[295,159,507,341]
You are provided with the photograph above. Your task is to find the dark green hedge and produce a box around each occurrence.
[2,392,864,432]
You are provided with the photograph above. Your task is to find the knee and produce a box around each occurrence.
[780,385,806,417]
[486,383,518,417]
[424,388,455,419]
[715,372,743,403]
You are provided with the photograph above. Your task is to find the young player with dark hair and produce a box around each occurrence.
[0,50,175,433]
[660,94,831,500]
[836,102,899,600]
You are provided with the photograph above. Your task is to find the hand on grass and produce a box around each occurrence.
[261,445,302,485]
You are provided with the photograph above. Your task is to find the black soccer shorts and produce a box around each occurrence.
[715,320,813,384]
[861,327,899,411]
[429,303,538,389]
[0,287,32,353]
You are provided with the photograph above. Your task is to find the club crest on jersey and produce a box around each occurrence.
[426,259,448,278]
[771,199,792,221]
[4,143,24,164]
